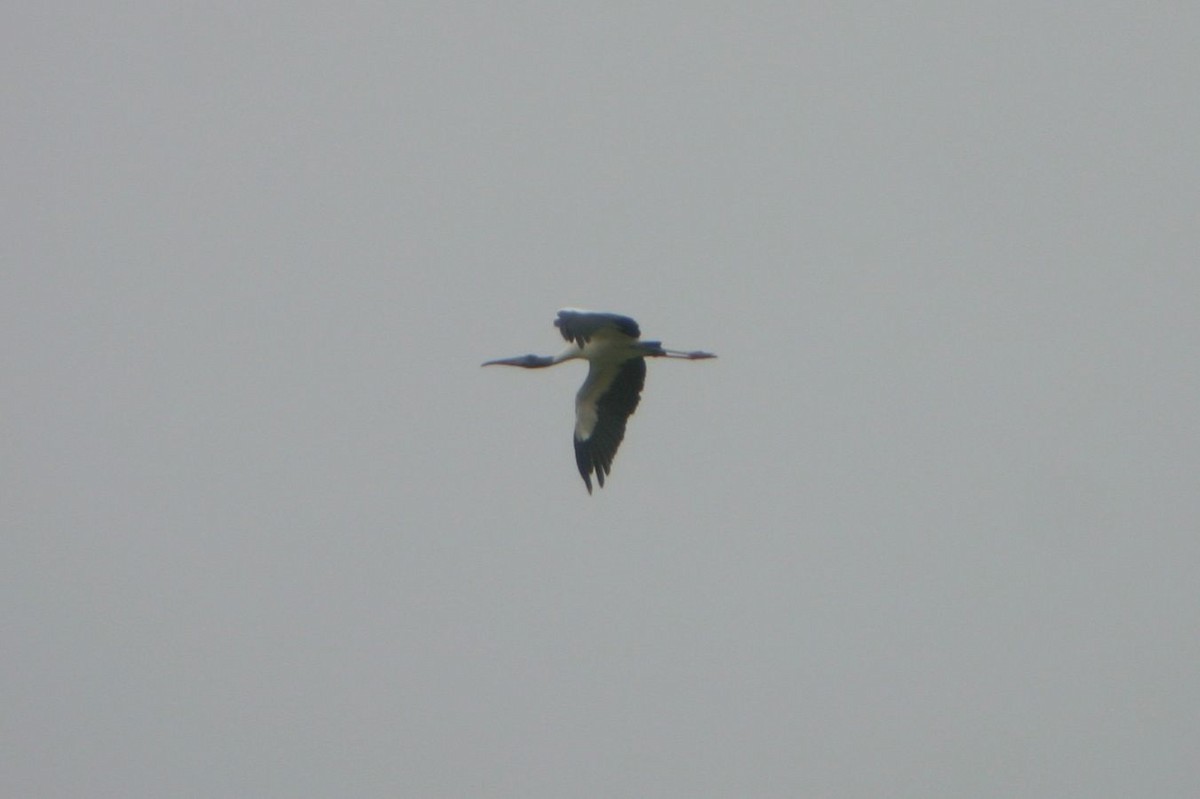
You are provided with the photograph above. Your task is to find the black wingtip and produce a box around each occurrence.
[574,436,595,494]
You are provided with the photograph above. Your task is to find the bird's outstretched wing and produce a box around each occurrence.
[573,356,646,493]
[555,309,640,348]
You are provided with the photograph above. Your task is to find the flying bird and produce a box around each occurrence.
[483,309,716,493]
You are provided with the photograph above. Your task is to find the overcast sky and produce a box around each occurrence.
[4,3,1199,797]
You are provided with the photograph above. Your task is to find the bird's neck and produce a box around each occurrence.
[553,347,584,364]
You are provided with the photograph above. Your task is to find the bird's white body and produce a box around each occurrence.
[483,309,715,493]
[550,325,639,365]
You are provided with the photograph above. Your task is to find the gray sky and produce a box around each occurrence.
[4,3,1198,797]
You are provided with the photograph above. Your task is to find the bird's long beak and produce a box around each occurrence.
[481,353,556,368]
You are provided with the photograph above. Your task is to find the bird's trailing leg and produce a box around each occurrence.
[649,348,717,360]
[635,340,716,360]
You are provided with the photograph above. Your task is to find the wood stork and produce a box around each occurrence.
[483,309,716,493]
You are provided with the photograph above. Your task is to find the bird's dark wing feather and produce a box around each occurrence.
[573,357,646,493]
[555,309,640,347]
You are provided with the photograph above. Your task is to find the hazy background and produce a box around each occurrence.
[5,3,1198,796]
